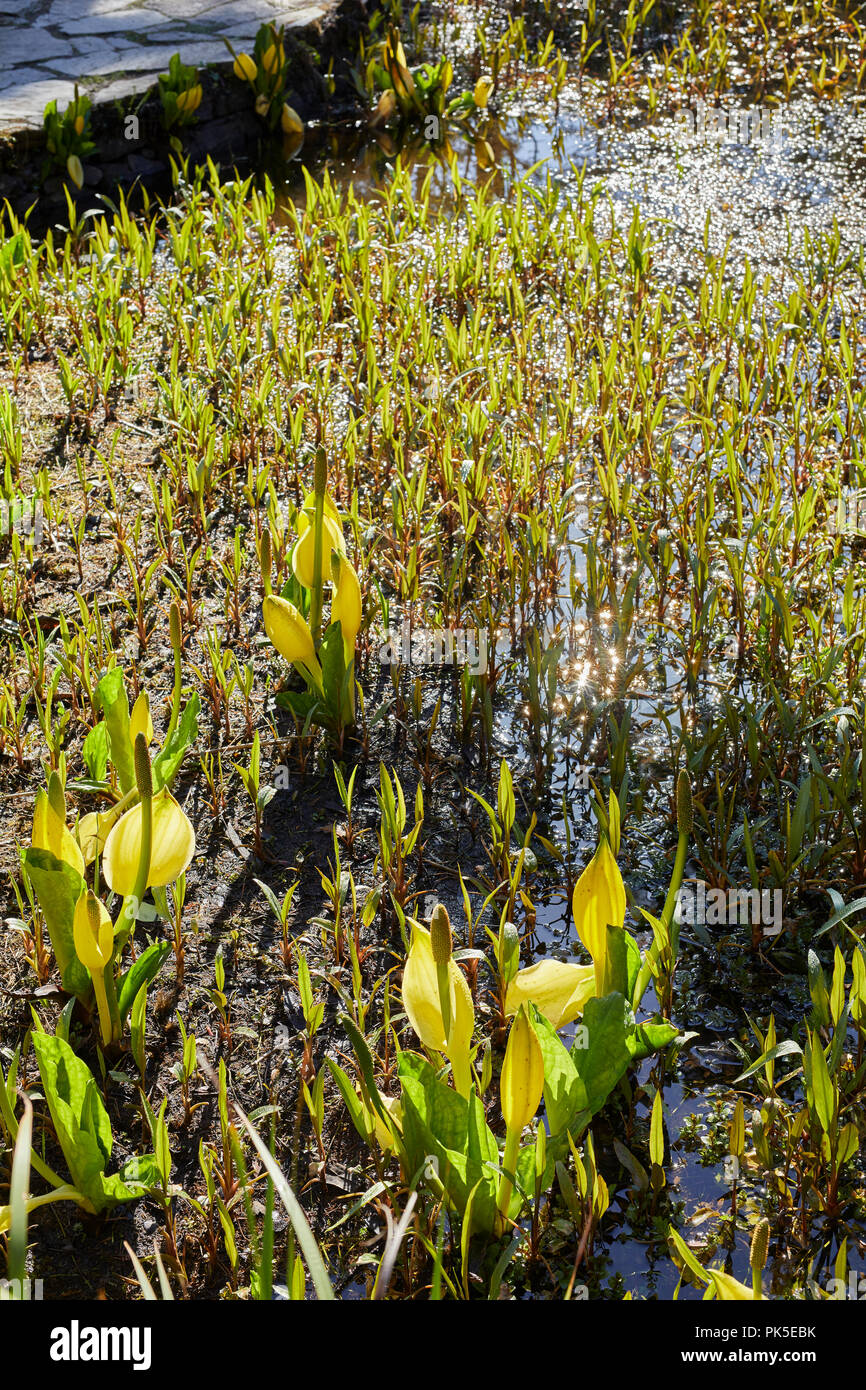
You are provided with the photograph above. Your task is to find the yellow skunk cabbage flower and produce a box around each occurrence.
[281,103,304,136]
[255,93,269,117]
[176,86,202,115]
[262,42,284,74]
[188,85,203,113]
[373,89,396,125]
[292,511,345,588]
[76,804,126,867]
[129,691,154,746]
[296,489,343,543]
[364,1089,402,1152]
[572,837,625,996]
[330,551,361,653]
[263,595,324,690]
[500,1005,544,1135]
[102,789,194,897]
[708,1271,757,1301]
[33,774,84,877]
[73,892,115,1045]
[387,36,414,101]
[474,78,493,108]
[74,113,85,136]
[505,958,596,1030]
[497,1006,544,1228]
[401,922,474,1098]
[66,155,83,189]
[233,53,257,82]
[73,891,113,972]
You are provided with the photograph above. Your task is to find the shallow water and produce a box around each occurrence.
[269,86,866,1297]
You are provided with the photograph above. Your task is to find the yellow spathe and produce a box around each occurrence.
[505,958,596,1029]
[402,923,474,1097]
[102,789,194,896]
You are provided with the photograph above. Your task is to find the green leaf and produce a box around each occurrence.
[234,1104,335,1300]
[614,1138,649,1191]
[319,619,347,718]
[627,1019,679,1064]
[668,1225,710,1285]
[398,1053,497,1227]
[624,931,641,1001]
[573,993,632,1116]
[0,231,26,274]
[152,695,200,791]
[732,1038,801,1085]
[99,1154,161,1203]
[808,1030,836,1136]
[81,721,109,784]
[97,668,135,794]
[339,1014,389,1125]
[23,847,89,998]
[117,942,171,1022]
[529,1007,587,1137]
[326,1059,371,1143]
[399,1051,467,1154]
[275,689,320,725]
[31,1033,112,1206]
[604,922,628,996]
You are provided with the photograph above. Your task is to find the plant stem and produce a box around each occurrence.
[496,1126,520,1231]
[310,447,326,643]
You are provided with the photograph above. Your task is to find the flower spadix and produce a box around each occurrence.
[102,787,194,896]
[401,916,474,1098]
[505,958,596,1030]
[263,595,323,689]
[571,836,626,996]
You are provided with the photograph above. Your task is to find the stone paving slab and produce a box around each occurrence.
[0,0,335,132]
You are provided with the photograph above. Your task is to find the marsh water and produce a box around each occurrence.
[266,84,866,1297]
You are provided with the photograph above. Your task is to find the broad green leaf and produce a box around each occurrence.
[31,1033,111,1206]
[97,668,135,794]
[530,1006,587,1136]
[573,993,631,1115]
[23,847,89,998]
[117,942,171,1022]
[81,721,109,785]
[624,931,641,1001]
[627,1019,679,1064]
